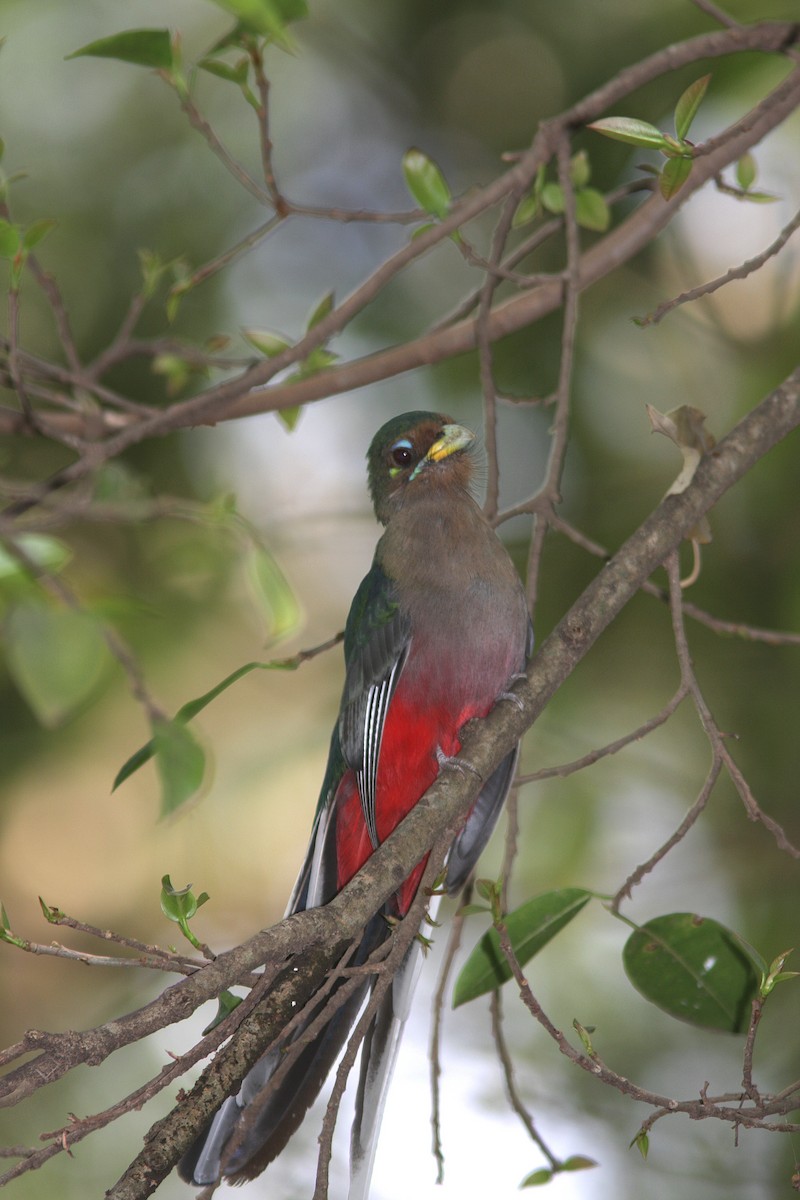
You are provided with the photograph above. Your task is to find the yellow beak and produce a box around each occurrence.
[425,423,475,463]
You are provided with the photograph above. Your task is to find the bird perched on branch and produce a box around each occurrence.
[181,411,532,1196]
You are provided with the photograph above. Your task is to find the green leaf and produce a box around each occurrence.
[674,74,711,141]
[207,0,308,47]
[165,259,192,321]
[761,948,798,996]
[588,116,669,151]
[0,534,71,580]
[160,875,195,921]
[242,328,292,357]
[5,602,110,726]
[202,989,243,1035]
[569,150,591,189]
[22,218,57,251]
[658,134,689,159]
[630,1129,649,1160]
[659,155,692,200]
[0,902,25,948]
[453,888,591,1007]
[198,57,249,84]
[0,218,20,258]
[67,29,174,70]
[521,1168,553,1187]
[572,1018,596,1056]
[575,188,610,231]
[152,353,192,396]
[277,406,301,431]
[740,190,778,205]
[735,153,757,191]
[160,875,207,918]
[138,248,166,299]
[159,875,210,947]
[540,182,564,215]
[152,718,206,816]
[38,897,65,924]
[291,347,339,380]
[561,1155,598,1173]
[113,657,300,790]
[475,878,500,904]
[246,545,300,641]
[402,147,452,220]
[623,913,760,1032]
[306,290,335,331]
[512,190,541,229]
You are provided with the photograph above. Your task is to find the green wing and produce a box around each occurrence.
[288,561,411,912]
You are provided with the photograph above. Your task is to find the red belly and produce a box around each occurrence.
[334,685,488,915]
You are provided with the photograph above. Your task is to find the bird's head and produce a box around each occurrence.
[367,411,476,525]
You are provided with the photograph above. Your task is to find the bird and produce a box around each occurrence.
[180,410,532,1196]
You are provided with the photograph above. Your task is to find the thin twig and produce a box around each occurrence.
[171,213,284,297]
[525,133,581,617]
[741,996,765,1101]
[640,205,800,326]
[610,756,722,912]
[87,291,149,380]
[5,284,36,429]
[690,0,742,29]
[479,192,522,520]
[550,515,800,647]
[37,903,210,973]
[516,684,689,786]
[0,934,201,975]
[177,89,270,205]
[666,551,800,859]
[250,44,288,214]
[26,254,83,374]
[490,989,561,1169]
[429,892,470,1184]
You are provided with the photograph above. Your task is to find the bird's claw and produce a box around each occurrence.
[498,672,526,711]
[436,746,481,779]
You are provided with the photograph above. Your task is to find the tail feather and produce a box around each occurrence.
[349,936,427,1200]
[179,915,388,1187]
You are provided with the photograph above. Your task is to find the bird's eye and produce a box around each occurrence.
[390,440,414,467]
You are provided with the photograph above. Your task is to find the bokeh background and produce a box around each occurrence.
[1,1,799,1198]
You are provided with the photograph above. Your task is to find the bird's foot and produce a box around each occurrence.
[435,746,481,779]
[498,672,527,711]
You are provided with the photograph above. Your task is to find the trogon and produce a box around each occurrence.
[181,411,532,1196]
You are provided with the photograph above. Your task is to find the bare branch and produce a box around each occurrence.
[429,896,469,1185]
[516,684,689,786]
[490,989,562,1170]
[641,205,800,326]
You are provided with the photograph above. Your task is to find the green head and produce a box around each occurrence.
[366,411,476,525]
